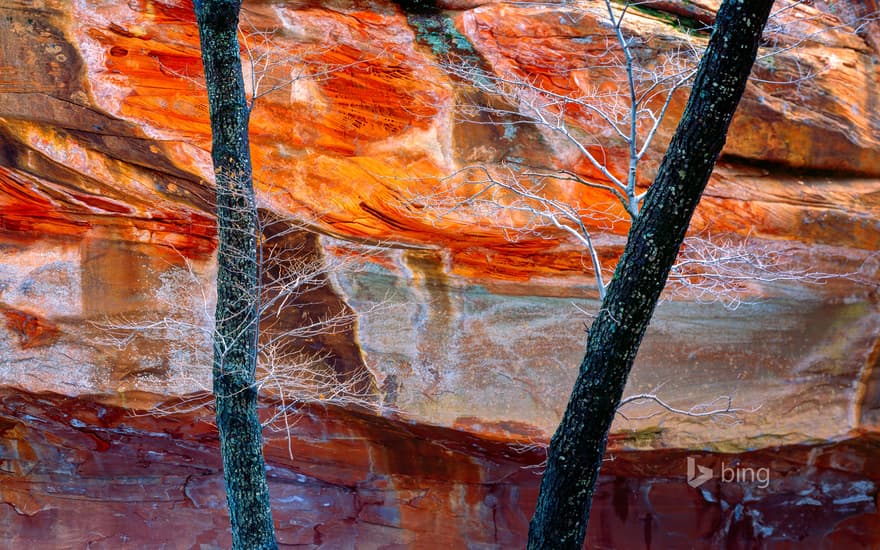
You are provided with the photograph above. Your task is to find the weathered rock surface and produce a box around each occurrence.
[2,388,878,549]
[1,0,878,547]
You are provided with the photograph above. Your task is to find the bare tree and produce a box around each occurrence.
[408,1,864,545]
[193,1,276,547]
[397,14,865,515]
[176,3,396,546]
[413,0,854,309]
[389,0,822,545]
[428,0,701,297]
[524,0,776,546]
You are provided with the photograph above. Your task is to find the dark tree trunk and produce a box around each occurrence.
[193,1,278,548]
[528,1,774,548]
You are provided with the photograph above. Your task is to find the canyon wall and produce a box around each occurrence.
[1,0,878,547]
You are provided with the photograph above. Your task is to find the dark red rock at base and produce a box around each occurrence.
[1,389,878,549]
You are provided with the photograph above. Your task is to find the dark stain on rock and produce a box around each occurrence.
[258,212,377,398]
[1,306,61,349]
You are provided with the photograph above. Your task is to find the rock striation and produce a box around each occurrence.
[1,0,878,547]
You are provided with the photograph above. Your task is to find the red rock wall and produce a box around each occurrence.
[1,388,878,548]
[1,0,878,547]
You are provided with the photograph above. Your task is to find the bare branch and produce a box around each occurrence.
[616,393,761,421]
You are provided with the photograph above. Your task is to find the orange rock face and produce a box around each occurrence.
[1,0,878,547]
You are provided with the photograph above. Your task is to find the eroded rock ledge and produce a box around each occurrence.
[1,388,878,548]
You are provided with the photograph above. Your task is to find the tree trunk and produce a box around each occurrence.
[193,1,278,548]
[527,1,774,548]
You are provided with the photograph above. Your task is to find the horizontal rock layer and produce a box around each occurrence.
[2,388,879,548]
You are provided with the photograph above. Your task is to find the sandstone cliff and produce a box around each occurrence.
[1,0,878,547]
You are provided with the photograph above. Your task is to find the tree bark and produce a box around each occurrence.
[193,1,278,548]
[527,1,774,548]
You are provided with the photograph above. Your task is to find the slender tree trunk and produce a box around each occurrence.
[528,1,774,548]
[193,2,278,548]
